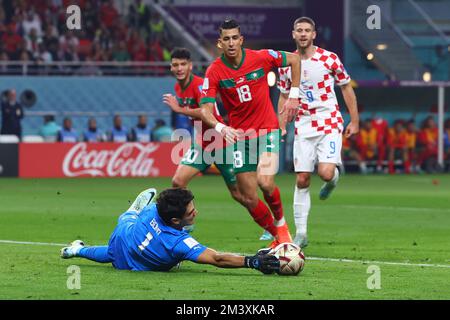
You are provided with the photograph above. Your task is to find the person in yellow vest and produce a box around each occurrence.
[405,119,420,173]
[357,119,378,170]
[444,118,450,169]
[387,120,410,174]
[417,116,438,173]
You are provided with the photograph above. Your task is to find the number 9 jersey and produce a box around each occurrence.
[278,46,350,138]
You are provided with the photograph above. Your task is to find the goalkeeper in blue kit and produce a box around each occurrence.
[61,187,280,274]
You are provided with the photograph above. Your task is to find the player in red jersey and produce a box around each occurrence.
[163,48,245,216]
[199,19,301,248]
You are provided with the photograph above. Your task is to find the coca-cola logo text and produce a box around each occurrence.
[62,143,160,177]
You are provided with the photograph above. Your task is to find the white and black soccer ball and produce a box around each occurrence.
[271,242,305,276]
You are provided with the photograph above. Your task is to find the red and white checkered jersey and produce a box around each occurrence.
[278,46,351,137]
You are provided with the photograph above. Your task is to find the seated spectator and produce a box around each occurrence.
[387,120,410,174]
[357,119,378,171]
[371,116,389,172]
[444,118,450,170]
[2,24,23,57]
[405,119,420,173]
[342,134,364,173]
[39,114,60,142]
[100,0,119,30]
[108,114,129,142]
[417,116,438,173]
[57,117,78,143]
[112,40,130,62]
[130,114,151,142]
[83,117,105,142]
[152,119,173,142]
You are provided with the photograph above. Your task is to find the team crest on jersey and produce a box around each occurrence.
[198,85,202,93]
[268,49,279,59]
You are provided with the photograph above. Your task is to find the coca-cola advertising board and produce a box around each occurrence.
[19,142,186,178]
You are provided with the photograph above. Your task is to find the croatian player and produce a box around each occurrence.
[199,19,301,248]
[278,17,359,248]
[162,48,244,208]
[61,188,280,274]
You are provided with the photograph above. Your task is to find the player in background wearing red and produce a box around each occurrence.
[163,48,245,218]
[371,117,389,173]
[387,120,410,174]
[278,17,359,248]
[199,19,301,248]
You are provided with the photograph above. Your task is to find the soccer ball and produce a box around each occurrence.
[271,242,305,276]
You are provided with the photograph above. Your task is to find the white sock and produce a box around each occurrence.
[328,167,339,186]
[274,217,286,227]
[293,186,310,236]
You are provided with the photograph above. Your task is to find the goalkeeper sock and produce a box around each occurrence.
[249,200,277,237]
[293,186,310,236]
[78,246,113,263]
[263,187,284,221]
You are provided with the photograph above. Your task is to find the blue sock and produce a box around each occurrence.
[78,246,113,263]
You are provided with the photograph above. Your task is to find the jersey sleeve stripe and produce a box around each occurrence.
[281,51,287,67]
[200,97,216,104]
[219,78,236,88]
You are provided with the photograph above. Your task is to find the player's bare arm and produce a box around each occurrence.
[162,94,203,119]
[196,248,280,274]
[340,83,359,138]
[280,52,301,122]
[278,92,289,136]
[200,102,242,144]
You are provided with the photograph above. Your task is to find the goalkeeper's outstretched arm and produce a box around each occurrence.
[196,248,280,274]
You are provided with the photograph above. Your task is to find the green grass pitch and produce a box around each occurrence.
[0,174,449,300]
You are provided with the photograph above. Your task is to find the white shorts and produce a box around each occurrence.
[293,133,342,172]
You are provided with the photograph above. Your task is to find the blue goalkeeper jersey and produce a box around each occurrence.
[108,203,207,271]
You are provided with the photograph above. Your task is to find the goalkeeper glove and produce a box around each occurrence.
[244,253,280,274]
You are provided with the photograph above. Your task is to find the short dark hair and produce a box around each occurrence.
[293,16,316,30]
[219,19,240,35]
[171,47,191,60]
[156,188,194,225]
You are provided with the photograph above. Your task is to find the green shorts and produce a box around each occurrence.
[232,129,281,174]
[180,143,236,185]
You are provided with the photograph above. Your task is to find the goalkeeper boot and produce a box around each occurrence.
[259,230,274,241]
[293,233,308,249]
[127,188,157,214]
[60,240,85,259]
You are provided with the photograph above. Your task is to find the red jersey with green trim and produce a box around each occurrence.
[200,48,287,134]
[174,74,224,149]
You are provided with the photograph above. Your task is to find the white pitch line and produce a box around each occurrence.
[306,256,450,269]
[1,239,449,269]
[328,204,450,213]
[0,240,67,246]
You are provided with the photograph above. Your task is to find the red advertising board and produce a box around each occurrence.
[19,142,187,178]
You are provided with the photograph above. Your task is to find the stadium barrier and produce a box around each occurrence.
[18,142,189,178]
[0,143,19,177]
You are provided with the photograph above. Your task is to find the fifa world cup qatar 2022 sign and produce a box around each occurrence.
[19,142,185,178]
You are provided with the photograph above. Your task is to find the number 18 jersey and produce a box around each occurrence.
[201,48,288,135]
